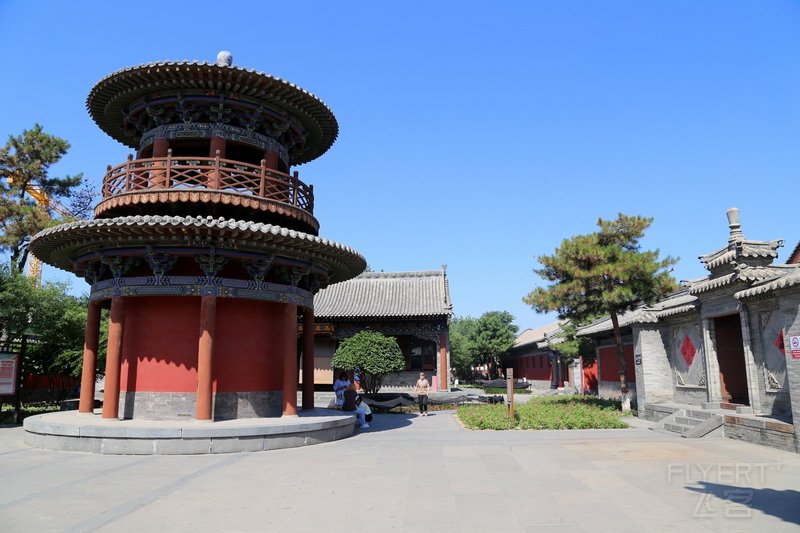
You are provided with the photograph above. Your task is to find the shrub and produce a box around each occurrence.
[331,331,404,393]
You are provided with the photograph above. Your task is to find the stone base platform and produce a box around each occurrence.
[23,408,356,455]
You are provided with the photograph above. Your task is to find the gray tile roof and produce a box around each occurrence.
[314,269,453,319]
[700,239,783,270]
[513,321,564,349]
[735,267,800,299]
[577,290,697,336]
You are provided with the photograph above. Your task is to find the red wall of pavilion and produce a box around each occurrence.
[119,296,286,393]
[597,344,636,383]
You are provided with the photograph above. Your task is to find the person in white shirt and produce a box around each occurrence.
[414,372,430,416]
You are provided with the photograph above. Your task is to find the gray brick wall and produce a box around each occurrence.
[778,292,800,452]
[634,326,674,413]
[118,391,282,420]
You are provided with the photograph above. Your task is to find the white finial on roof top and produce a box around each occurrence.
[727,207,744,243]
[216,51,233,67]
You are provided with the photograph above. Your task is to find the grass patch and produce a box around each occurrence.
[482,387,532,395]
[457,395,628,430]
[0,402,59,424]
[517,395,627,429]
[456,404,517,430]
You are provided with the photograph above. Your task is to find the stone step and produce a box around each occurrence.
[663,422,692,434]
[735,406,754,414]
[674,416,704,426]
[685,409,714,420]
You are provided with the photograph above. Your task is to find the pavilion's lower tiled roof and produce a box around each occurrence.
[314,269,452,320]
[29,215,366,283]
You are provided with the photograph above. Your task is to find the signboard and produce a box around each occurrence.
[791,336,800,360]
[0,353,18,396]
[634,354,642,366]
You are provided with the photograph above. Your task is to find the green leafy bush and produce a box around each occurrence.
[331,331,404,393]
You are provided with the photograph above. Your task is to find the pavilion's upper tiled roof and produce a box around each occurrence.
[314,269,452,320]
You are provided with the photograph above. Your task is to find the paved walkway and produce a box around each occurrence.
[1,412,799,532]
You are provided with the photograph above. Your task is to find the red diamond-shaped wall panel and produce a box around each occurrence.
[680,336,696,366]
[776,330,785,355]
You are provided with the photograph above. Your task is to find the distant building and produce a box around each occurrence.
[509,322,566,389]
[309,268,453,390]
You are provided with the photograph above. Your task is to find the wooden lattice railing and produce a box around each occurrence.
[101,151,314,213]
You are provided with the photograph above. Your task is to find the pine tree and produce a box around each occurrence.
[524,214,677,396]
[0,124,92,272]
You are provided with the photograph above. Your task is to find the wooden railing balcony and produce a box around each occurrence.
[100,151,314,214]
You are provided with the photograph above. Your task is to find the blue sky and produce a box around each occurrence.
[2,1,799,332]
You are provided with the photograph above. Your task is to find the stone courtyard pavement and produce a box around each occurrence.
[1,411,799,532]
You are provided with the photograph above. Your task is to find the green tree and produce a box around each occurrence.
[449,316,479,379]
[474,311,518,379]
[0,124,93,273]
[331,331,404,393]
[550,322,596,366]
[0,266,101,402]
[524,213,677,397]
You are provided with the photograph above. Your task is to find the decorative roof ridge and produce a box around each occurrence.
[699,239,783,269]
[356,270,443,279]
[88,59,333,116]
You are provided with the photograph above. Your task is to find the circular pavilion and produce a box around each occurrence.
[28,52,365,431]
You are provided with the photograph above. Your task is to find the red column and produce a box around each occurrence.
[263,150,279,170]
[283,303,298,416]
[439,332,448,391]
[210,135,227,159]
[152,137,169,158]
[102,297,125,419]
[196,295,217,421]
[78,301,102,414]
[302,309,315,410]
[150,138,170,188]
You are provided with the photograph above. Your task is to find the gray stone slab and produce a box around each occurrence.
[264,434,307,450]
[154,438,212,455]
[125,427,183,438]
[181,426,238,438]
[210,437,265,454]
[101,438,155,455]
[80,425,128,438]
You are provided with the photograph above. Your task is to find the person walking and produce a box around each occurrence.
[414,372,430,416]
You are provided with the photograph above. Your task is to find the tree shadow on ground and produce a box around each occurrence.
[356,412,415,433]
[686,482,800,524]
